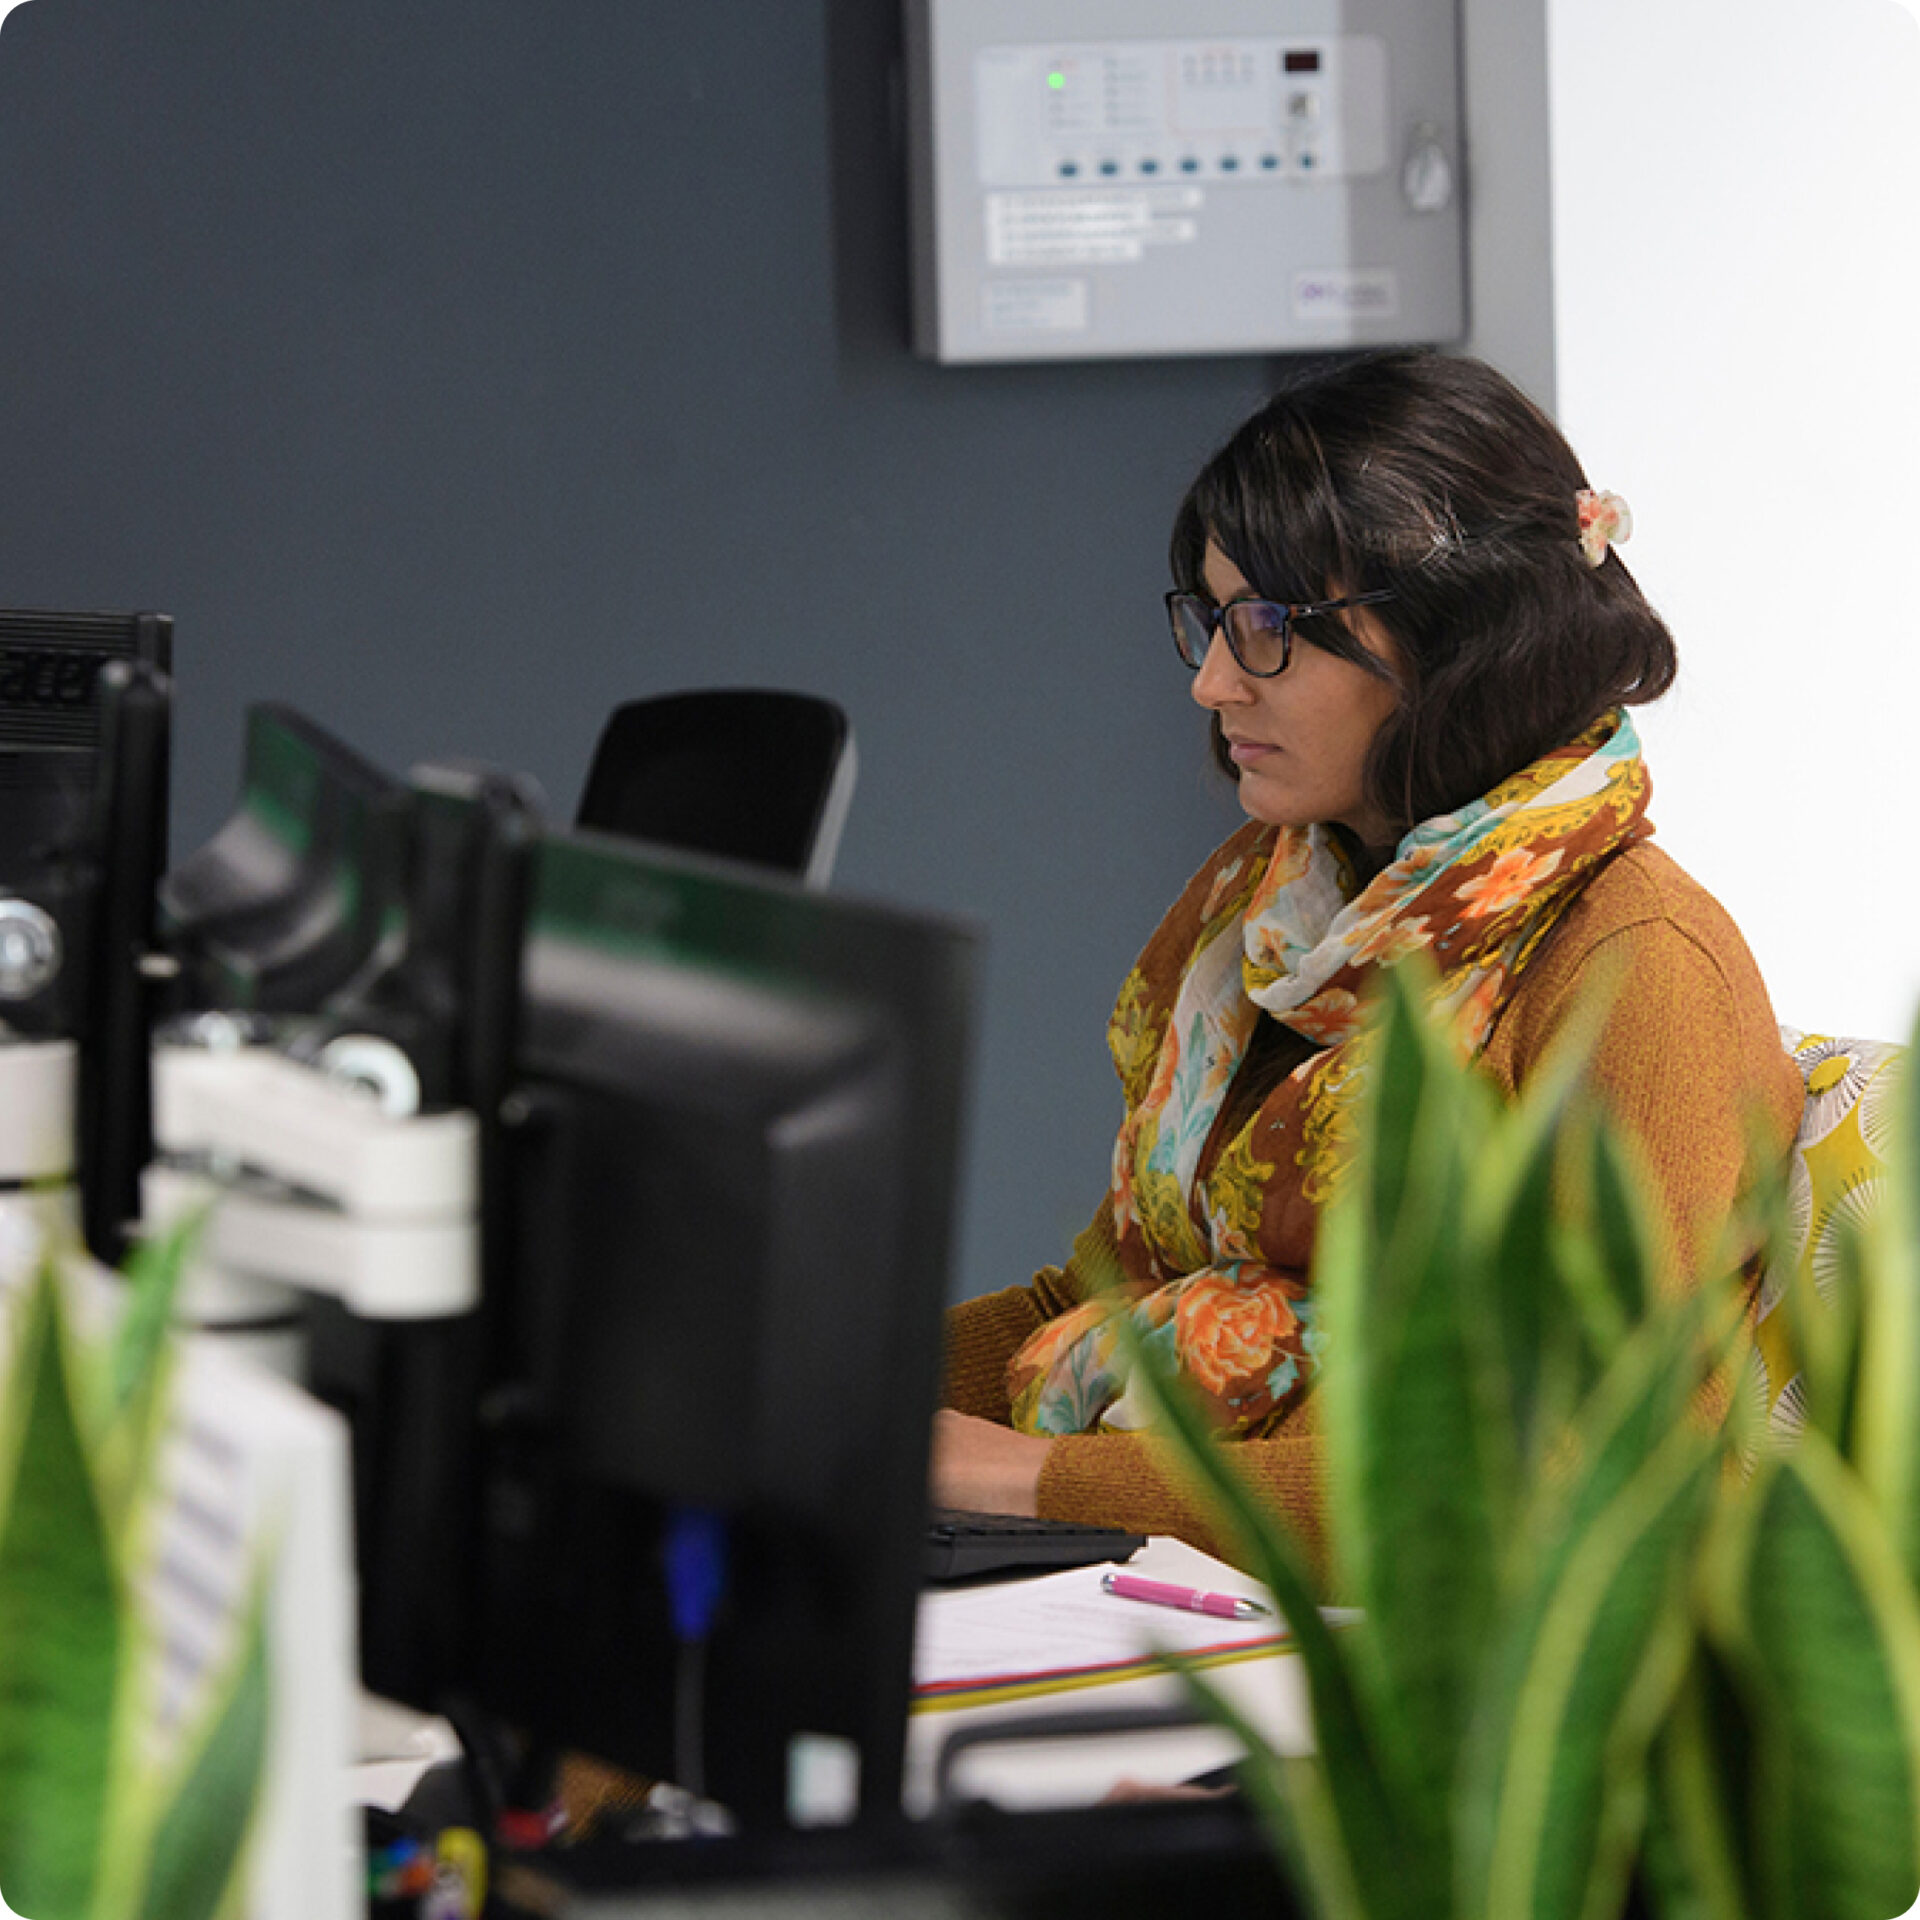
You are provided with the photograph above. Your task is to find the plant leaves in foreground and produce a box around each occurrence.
[1703,1431,1920,1920]
[1114,1304,1422,1920]
[134,1565,272,1920]
[1457,1307,1718,1920]
[0,1264,126,1920]
[1849,1000,1920,1589]
[1316,966,1505,1866]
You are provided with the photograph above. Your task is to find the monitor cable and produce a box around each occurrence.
[662,1504,729,1807]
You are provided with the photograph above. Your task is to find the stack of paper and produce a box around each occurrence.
[914,1538,1291,1709]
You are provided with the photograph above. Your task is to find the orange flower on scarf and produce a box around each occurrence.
[1176,1270,1300,1401]
[1290,986,1363,1046]
[1353,914,1432,967]
[1456,846,1565,920]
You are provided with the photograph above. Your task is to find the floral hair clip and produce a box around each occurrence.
[1575,488,1632,569]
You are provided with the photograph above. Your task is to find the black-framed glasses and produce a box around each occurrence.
[1165,587,1398,678]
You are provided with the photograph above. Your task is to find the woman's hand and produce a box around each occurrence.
[929,1409,1050,1517]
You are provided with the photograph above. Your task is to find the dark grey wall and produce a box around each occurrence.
[0,0,1269,1302]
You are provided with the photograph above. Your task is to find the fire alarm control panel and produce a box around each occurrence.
[906,0,1466,363]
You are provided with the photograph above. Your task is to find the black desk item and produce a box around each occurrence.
[162,713,979,1838]
[531,1798,1299,1919]
[576,689,854,887]
[347,821,979,1837]
[925,1509,1146,1583]
[0,608,172,1263]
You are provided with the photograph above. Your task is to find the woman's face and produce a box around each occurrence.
[1191,542,1403,850]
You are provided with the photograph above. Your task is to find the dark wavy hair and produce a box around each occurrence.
[1171,350,1677,835]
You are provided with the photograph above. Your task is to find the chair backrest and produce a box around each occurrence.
[574,688,855,889]
[1750,1024,1907,1441]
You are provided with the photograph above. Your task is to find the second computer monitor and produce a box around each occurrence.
[454,824,977,1828]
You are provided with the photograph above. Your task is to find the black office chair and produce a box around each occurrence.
[574,688,856,888]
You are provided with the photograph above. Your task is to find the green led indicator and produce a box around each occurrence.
[1047,69,1066,90]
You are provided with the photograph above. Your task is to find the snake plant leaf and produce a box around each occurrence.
[1317,966,1507,1862]
[1352,949,1432,1251]
[1703,1431,1920,1920]
[110,1209,203,1418]
[1849,998,1920,1587]
[1456,1302,1717,1920]
[1170,1654,1373,1920]
[1548,1115,1665,1379]
[1466,1047,1592,1496]
[1584,1117,1659,1336]
[1112,1305,1422,1920]
[1637,1653,1759,1920]
[94,1210,205,1541]
[133,1567,271,1920]
[1788,1210,1868,1466]
[0,1264,126,1920]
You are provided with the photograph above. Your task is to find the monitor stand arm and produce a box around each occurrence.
[142,1035,479,1372]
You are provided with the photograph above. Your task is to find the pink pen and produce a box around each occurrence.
[1101,1570,1273,1621]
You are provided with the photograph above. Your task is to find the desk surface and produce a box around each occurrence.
[905,1537,1311,1817]
[358,1539,1317,1826]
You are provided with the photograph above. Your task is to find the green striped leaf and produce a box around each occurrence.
[1169,1655,1371,1920]
[1850,1000,1920,1585]
[1548,1112,1666,1378]
[1585,1120,1658,1338]
[1704,1433,1920,1920]
[1318,967,1506,1868]
[0,1265,126,1920]
[110,1210,202,1419]
[95,1211,204,1541]
[1457,1315,1718,1920]
[1637,1653,1759,1920]
[134,1569,272,1920]
[1467,1051,1590,1497]
[1114,1302,1423,1920]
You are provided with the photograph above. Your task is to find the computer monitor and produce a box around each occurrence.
[157,701,414,1020]
[155,714,541,1679]
[0,608,173,1262]
[443,822,978,1830]
[159,712,978,1834]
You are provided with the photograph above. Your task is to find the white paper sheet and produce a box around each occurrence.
[914,1538,1288,1691]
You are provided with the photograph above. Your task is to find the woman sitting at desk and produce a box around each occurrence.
[933,349,1801,1570]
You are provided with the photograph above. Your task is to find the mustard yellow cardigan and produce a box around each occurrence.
[941,839,1804,1574]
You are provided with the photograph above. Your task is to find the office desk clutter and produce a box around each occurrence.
[915,1539,1291,1704]
[909,1538,1311,1819]
[0,652,1002,1914]
[135,702,978,1848]
[923,1506,1144,1581]
[1099,1569,1271,1621]
[0,1227,359,1920]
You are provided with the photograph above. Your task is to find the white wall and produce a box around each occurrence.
[1459,0,1557,408]
[1548,0,1920,1041]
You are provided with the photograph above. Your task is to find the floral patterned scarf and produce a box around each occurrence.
[1008,711,1652,1441]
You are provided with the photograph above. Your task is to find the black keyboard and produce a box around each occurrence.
[924,1508,1147,1583]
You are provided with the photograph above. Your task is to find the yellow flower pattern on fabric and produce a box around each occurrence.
[1205,1124,1276,1263]
[1298,1045,1365,1205]
[1125,1110,1211,1277]
[1749,1028,1906,1441]
[1108,967,1168,1109]
[1010,712,1654,1437]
